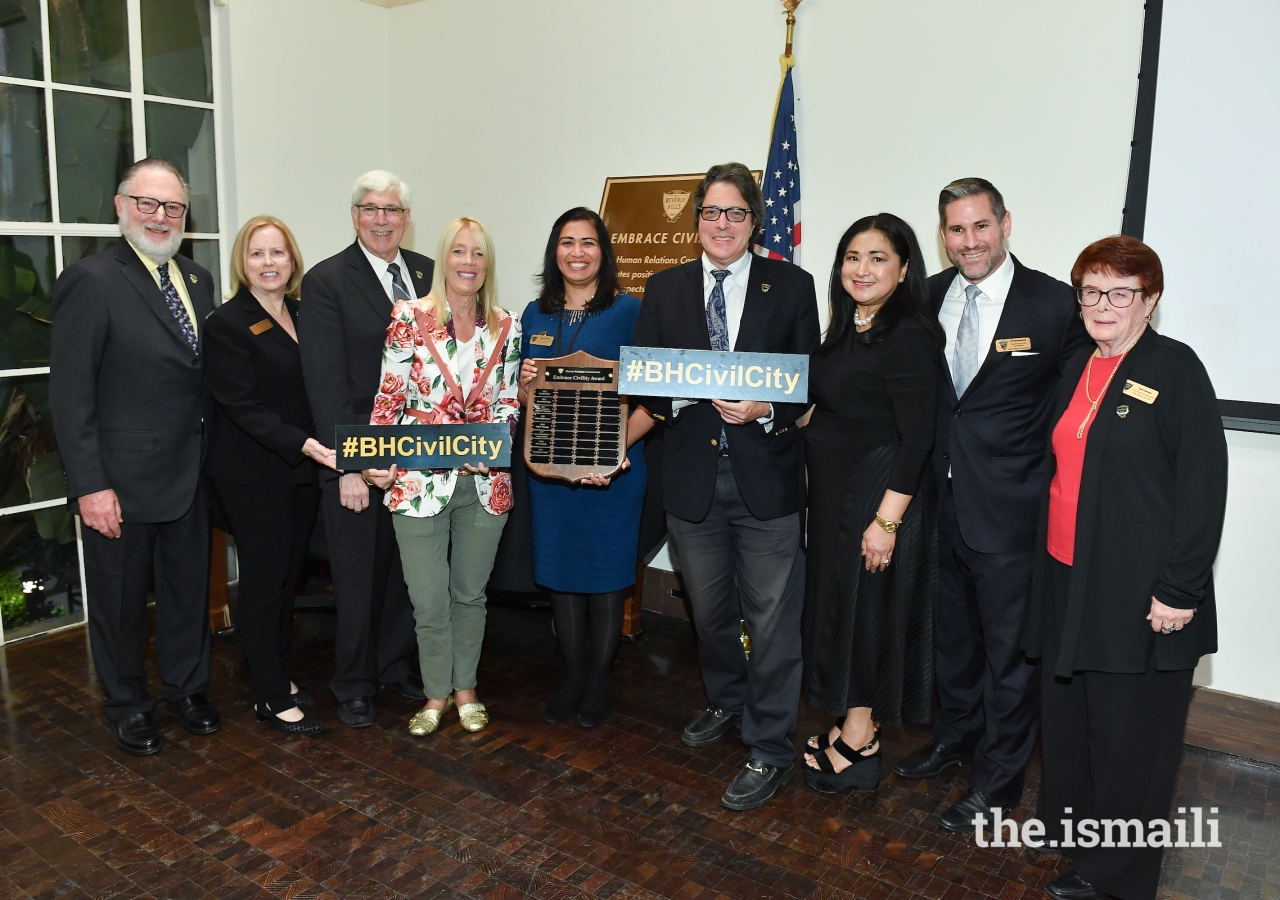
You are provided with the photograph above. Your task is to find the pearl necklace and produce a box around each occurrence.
[853,309,878,327]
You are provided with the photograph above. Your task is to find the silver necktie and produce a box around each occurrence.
[952,283,982,395]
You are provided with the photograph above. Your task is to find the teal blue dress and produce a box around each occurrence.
[519,295,647,592]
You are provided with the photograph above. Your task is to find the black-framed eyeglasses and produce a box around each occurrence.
[1076,286,1145,308]
[697,205,751,223]
[356,204,407,220]
[128,195,187,218]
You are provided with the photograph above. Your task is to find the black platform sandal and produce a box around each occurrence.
[803,730,880,794]
[806,719,845,752]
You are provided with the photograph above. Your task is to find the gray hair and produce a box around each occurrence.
[938,177,1007,226]
[351,170,411,209]
[117,157,190,204]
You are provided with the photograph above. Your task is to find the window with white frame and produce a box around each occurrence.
[0,0,223,643]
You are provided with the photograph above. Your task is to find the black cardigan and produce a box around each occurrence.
[1024,327,1228,675]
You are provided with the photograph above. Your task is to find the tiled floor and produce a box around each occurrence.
[0,606,1274,899]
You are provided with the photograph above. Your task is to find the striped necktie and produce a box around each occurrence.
[387,262,413,304]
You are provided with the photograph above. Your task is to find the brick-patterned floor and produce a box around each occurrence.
[0,606,1273,899]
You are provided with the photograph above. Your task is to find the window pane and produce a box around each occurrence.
[146,102,216,233]
[179,237,219,302]
[0,0,43,80]
[53,90,132,224]
[141,0,211,103]
[0,374,67,539]
[61,234,117,266]
[0,235,54,368]
[0,84,51,222]
[0,509,83,642]
[50,0,130,91]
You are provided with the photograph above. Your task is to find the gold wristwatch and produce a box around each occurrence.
[875,514,901,533]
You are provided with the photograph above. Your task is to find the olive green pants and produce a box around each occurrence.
[392,477,508,701]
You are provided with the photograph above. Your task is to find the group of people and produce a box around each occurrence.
[47,158,1226,900]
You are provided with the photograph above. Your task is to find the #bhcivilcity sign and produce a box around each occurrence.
[336,424,512,470]
[618,347,809,404]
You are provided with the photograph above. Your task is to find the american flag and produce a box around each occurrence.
[755,61,801,263]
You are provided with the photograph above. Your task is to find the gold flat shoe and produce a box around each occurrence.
[457,700,488,732]
[408,696,453,736]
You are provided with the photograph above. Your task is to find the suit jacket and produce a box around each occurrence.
[49,237,215,523]
[1024,328,1226,674]
[204,288,316,485]
[297,240,433,490]
[930,255,1090,554]
[633,254,820,522]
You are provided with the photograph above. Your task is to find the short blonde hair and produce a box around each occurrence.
[422,217,503,336]
[228,216,305,299]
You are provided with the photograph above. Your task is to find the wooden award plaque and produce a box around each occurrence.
[524,351,628,482]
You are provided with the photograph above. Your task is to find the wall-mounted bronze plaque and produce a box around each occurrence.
[524,351,629,483]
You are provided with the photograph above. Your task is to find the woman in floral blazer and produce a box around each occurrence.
[365,217,521,737]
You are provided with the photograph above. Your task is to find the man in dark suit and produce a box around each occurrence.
[633,163,820,811]
[298,170,433,728]
[893,178,1089,829]
[50,157,220,756]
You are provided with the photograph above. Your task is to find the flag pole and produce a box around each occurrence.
[783,0,802,59]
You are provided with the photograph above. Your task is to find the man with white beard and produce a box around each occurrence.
[50,157,220,757]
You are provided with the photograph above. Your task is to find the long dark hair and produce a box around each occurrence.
[536,207,621,314]
[819,213,944,352]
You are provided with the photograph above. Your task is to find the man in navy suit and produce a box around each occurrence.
[893,178,1089,830]
[633,163,820,811]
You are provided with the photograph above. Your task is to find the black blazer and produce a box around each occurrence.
[49,237,215,523]
[297,241,433,489]
[204,288,316,485]
[633,254,820,522]
[930,255,1090,553]
[1024,328,1226,675]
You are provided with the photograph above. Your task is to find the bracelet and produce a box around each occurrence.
[874,513,901,534]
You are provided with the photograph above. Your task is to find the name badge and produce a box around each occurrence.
[529,332,555,347]
[1122,380,1159,404]
[995,337,1031,352]
[249,319,274,335]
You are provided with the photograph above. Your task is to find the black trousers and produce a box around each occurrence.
[1038,558,1192,900]
[320,487,416,701]
[212,478,318,713]
[932,479,1038,807]
[80,488,211,722]
[666,456,805,768]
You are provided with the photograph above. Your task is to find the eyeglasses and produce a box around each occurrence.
[696,205,751,223]
[356,204,407,220]
[128,195,188,218]
[1077,286,1145,308]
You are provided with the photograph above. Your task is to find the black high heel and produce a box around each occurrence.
[256,703,324,736]
[803,730,880,794]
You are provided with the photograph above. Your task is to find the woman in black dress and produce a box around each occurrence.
[801,213,943,793]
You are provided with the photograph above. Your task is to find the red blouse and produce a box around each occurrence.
[1048,352,1126,565]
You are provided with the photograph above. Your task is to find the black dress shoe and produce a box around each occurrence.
[167,694,221,735]
[381,674,425,700]
[338,697,376,728]
[1046,870,1105,900]
[256,704,324,737]
[681,706,742,747]
[892,739,970,779]
[113,712,161,756]
[722,759,794,811]
[939,788,995,833]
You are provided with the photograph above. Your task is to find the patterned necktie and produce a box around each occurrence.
[386,261,413,304]
[707,269,731,450]
[952,283,982,396]
[157,262,197,352]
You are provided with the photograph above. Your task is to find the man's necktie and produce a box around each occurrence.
[707,269,731,450]
[157,262,198,352]
[952,283,982,396]
[387,262,414,304]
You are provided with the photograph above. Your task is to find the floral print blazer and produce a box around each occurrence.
[370,298,522,517]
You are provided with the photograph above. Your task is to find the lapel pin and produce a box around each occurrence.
[761,284,771,293]
[1116,404,1130,418]
[188,273,198,284]
[415,270,424,280]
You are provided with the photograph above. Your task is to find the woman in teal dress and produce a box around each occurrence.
[517,208,652,728]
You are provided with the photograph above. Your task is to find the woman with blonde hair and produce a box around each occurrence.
[365,217,521,735]
[205,215,337,736]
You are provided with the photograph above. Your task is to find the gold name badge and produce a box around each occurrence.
[995,337,1032,352]
[250,318,274,335]
[1122,380,1159,404]
[529,333,554,347]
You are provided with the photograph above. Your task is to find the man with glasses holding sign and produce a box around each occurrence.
[298,170,434,728]
[632,162,820,810]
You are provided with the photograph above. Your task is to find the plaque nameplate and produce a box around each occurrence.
[618,346,808,403]
[524,351,628,483]
[336,424,511,470]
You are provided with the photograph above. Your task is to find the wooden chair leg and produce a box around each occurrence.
[208,527,233,634]
[622,561,644,640]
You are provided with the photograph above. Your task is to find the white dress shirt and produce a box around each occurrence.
[938,250,1016,378]
[358,239,415,303]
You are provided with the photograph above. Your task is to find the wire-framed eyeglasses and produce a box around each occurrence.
[128,195,188,218]
[355,204,407,220]
[1076,286,1146,308]
[696,205,751,223]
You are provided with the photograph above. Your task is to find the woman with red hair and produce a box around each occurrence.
[1025,235,1227,900]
